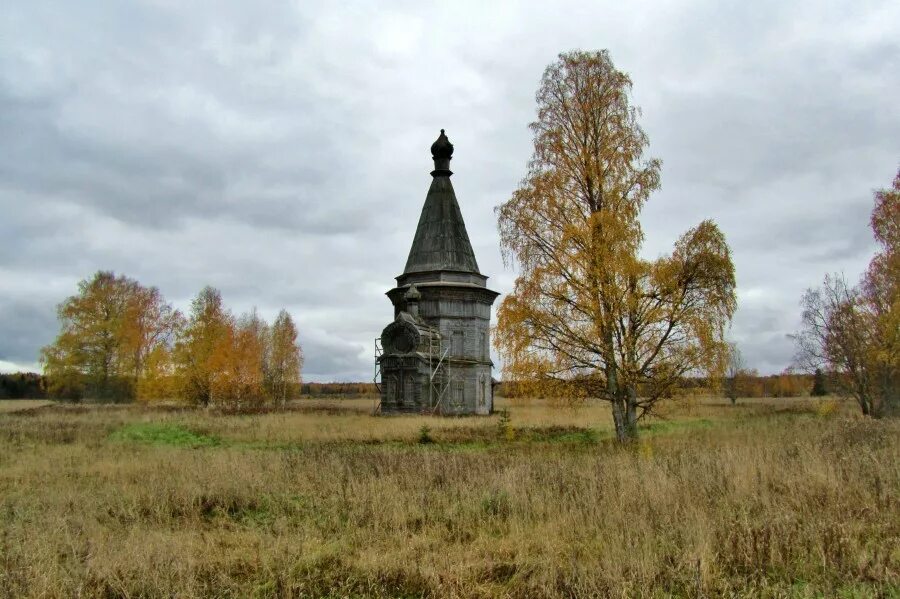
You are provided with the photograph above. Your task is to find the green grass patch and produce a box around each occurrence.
[640,418,714,436]
[110,423,221,448]
[540,427,601,444]
[106,417,721,453]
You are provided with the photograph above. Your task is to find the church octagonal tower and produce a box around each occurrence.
[377,130,499,415]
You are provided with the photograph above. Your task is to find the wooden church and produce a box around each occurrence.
[376,130,499,415]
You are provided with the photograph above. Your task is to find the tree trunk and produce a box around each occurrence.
[625,386,638,439]
[606,362,629,442]
[611,397,627,442]
[859,394,871,416]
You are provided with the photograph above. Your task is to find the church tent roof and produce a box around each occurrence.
[403,130,481,275]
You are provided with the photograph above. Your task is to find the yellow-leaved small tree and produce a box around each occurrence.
[268,309,302,407]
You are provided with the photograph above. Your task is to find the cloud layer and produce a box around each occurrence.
[2,0,898,380]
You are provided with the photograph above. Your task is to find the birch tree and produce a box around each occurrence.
[41,271,179,400]
[495,51,736,440]
[174,286,232,406]
[268,309,302,406]
[724,343,745,405]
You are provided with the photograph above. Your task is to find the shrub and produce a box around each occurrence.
[417,424,433,444]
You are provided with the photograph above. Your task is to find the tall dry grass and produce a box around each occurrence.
[0,397,897,598]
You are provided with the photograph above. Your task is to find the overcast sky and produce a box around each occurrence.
[1,0,897,381]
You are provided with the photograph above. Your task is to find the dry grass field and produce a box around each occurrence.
[0,396,897,598]
[0,399,54,414]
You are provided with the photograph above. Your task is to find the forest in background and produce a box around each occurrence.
[1,372,824,401]
[36,272,303,410]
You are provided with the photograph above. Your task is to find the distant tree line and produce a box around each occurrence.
[0,373,378,400]
[3,369,822,402]
[719,369,822,399]
[300,382,378,397]
[41,271,303,410]
[495,370,820,400]
[0,373,46,399]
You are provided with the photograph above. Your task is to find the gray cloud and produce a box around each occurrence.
[1,0,898,380]
[0,297,57,364]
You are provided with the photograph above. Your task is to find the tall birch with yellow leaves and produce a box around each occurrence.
[495,51,736,441]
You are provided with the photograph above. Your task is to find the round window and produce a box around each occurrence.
[393,332,414,353]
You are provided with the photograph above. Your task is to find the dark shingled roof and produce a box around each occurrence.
[403,175,481,275]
